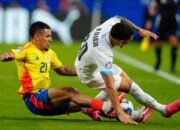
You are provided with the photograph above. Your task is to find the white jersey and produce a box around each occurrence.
[75,16,122,85]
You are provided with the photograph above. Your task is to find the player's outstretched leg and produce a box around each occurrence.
[132,106,153,123]
[163,99,180,117]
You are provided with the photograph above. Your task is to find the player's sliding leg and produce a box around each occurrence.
[77,91,113,121]
[126,81,180,117]
[131,106,153,123]
[48,87,112,117]
[81,89,126,121]
[95,90,109,101]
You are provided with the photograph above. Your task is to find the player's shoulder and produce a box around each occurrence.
[101,16,121,27]
[20,42,34,50]
[11,42,33,54]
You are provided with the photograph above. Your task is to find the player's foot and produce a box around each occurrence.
[118,93,126,102]
[133,106,153,123]
[154,59,161,71]
[102,109,116,118]
[164,99,180,117]
[85,108,102,121]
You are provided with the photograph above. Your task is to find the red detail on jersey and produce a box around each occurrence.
[19,61,33,94]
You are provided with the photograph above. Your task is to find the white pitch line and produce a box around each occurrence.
[114,51,180,85]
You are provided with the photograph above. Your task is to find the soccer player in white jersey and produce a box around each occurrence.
[75,16,180,124]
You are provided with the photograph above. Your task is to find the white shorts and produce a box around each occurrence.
[86,64,123,90]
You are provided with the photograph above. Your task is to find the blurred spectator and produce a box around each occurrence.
[140,0,157,51]
[58,0,88,17]
[32,0,81,45]
[0,3,4,43]
[4,0,29,44]
[146,0,180,73]
[35,0,50,11]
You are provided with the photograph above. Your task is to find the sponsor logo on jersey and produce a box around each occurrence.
[105,61,112,70]
[34,56,39,60]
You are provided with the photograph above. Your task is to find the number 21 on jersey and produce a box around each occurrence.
[40,62,48,73]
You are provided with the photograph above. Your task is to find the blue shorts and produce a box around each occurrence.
[23,89,70,116]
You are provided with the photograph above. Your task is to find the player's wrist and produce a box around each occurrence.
[137,27,142,32]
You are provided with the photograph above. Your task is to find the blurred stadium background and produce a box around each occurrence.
[0,0,180,130]
[0,0,180,45]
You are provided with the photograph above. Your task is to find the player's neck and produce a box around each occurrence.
[109,35,115,47]
[32,40,43,51]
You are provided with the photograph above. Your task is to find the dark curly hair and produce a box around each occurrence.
[110,22,134,40]
[29,21,51,38]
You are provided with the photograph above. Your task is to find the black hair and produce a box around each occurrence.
[110,22,134,40]
[29,21,51,38]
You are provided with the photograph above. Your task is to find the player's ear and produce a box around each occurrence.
[34,33,39,41]
[119,40,124,44]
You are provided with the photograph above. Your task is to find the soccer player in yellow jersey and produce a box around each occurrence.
[0,21,123,121]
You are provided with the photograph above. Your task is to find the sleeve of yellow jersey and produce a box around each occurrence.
[11,47,25,60]
[50,50,63,69]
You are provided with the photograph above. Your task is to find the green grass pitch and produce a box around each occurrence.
[0,41,179,130]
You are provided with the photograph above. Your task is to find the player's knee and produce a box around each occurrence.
[123,78,132,87]
[62,87,79,95]
[119,78,132,92]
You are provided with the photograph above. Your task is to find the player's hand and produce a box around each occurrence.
[117,112,138,125]
[138,28,159,40]
[0,52,14,62]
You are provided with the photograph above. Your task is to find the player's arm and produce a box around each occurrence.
[148,0,158,18]
[54,65,77,76]
[0,51,15,62]
[102,73,125,115]
[116,16,141,32]
[116,16,159,40]
[101,73,137,125]
[51,51,77,76]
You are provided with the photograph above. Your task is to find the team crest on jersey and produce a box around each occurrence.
[105,61,112,70]
[45,54,50,62]
[15,48,22,53]
[34,56,39,60]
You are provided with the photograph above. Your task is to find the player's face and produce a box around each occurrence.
[117,35,133,48]
[37,29,52,51]
[118,39,128,48]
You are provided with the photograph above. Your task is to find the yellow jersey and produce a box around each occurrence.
[11,42,62,94]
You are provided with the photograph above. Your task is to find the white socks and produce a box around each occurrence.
[95,90,109,101]
[95,81,166,114]
[129,82,166,114]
